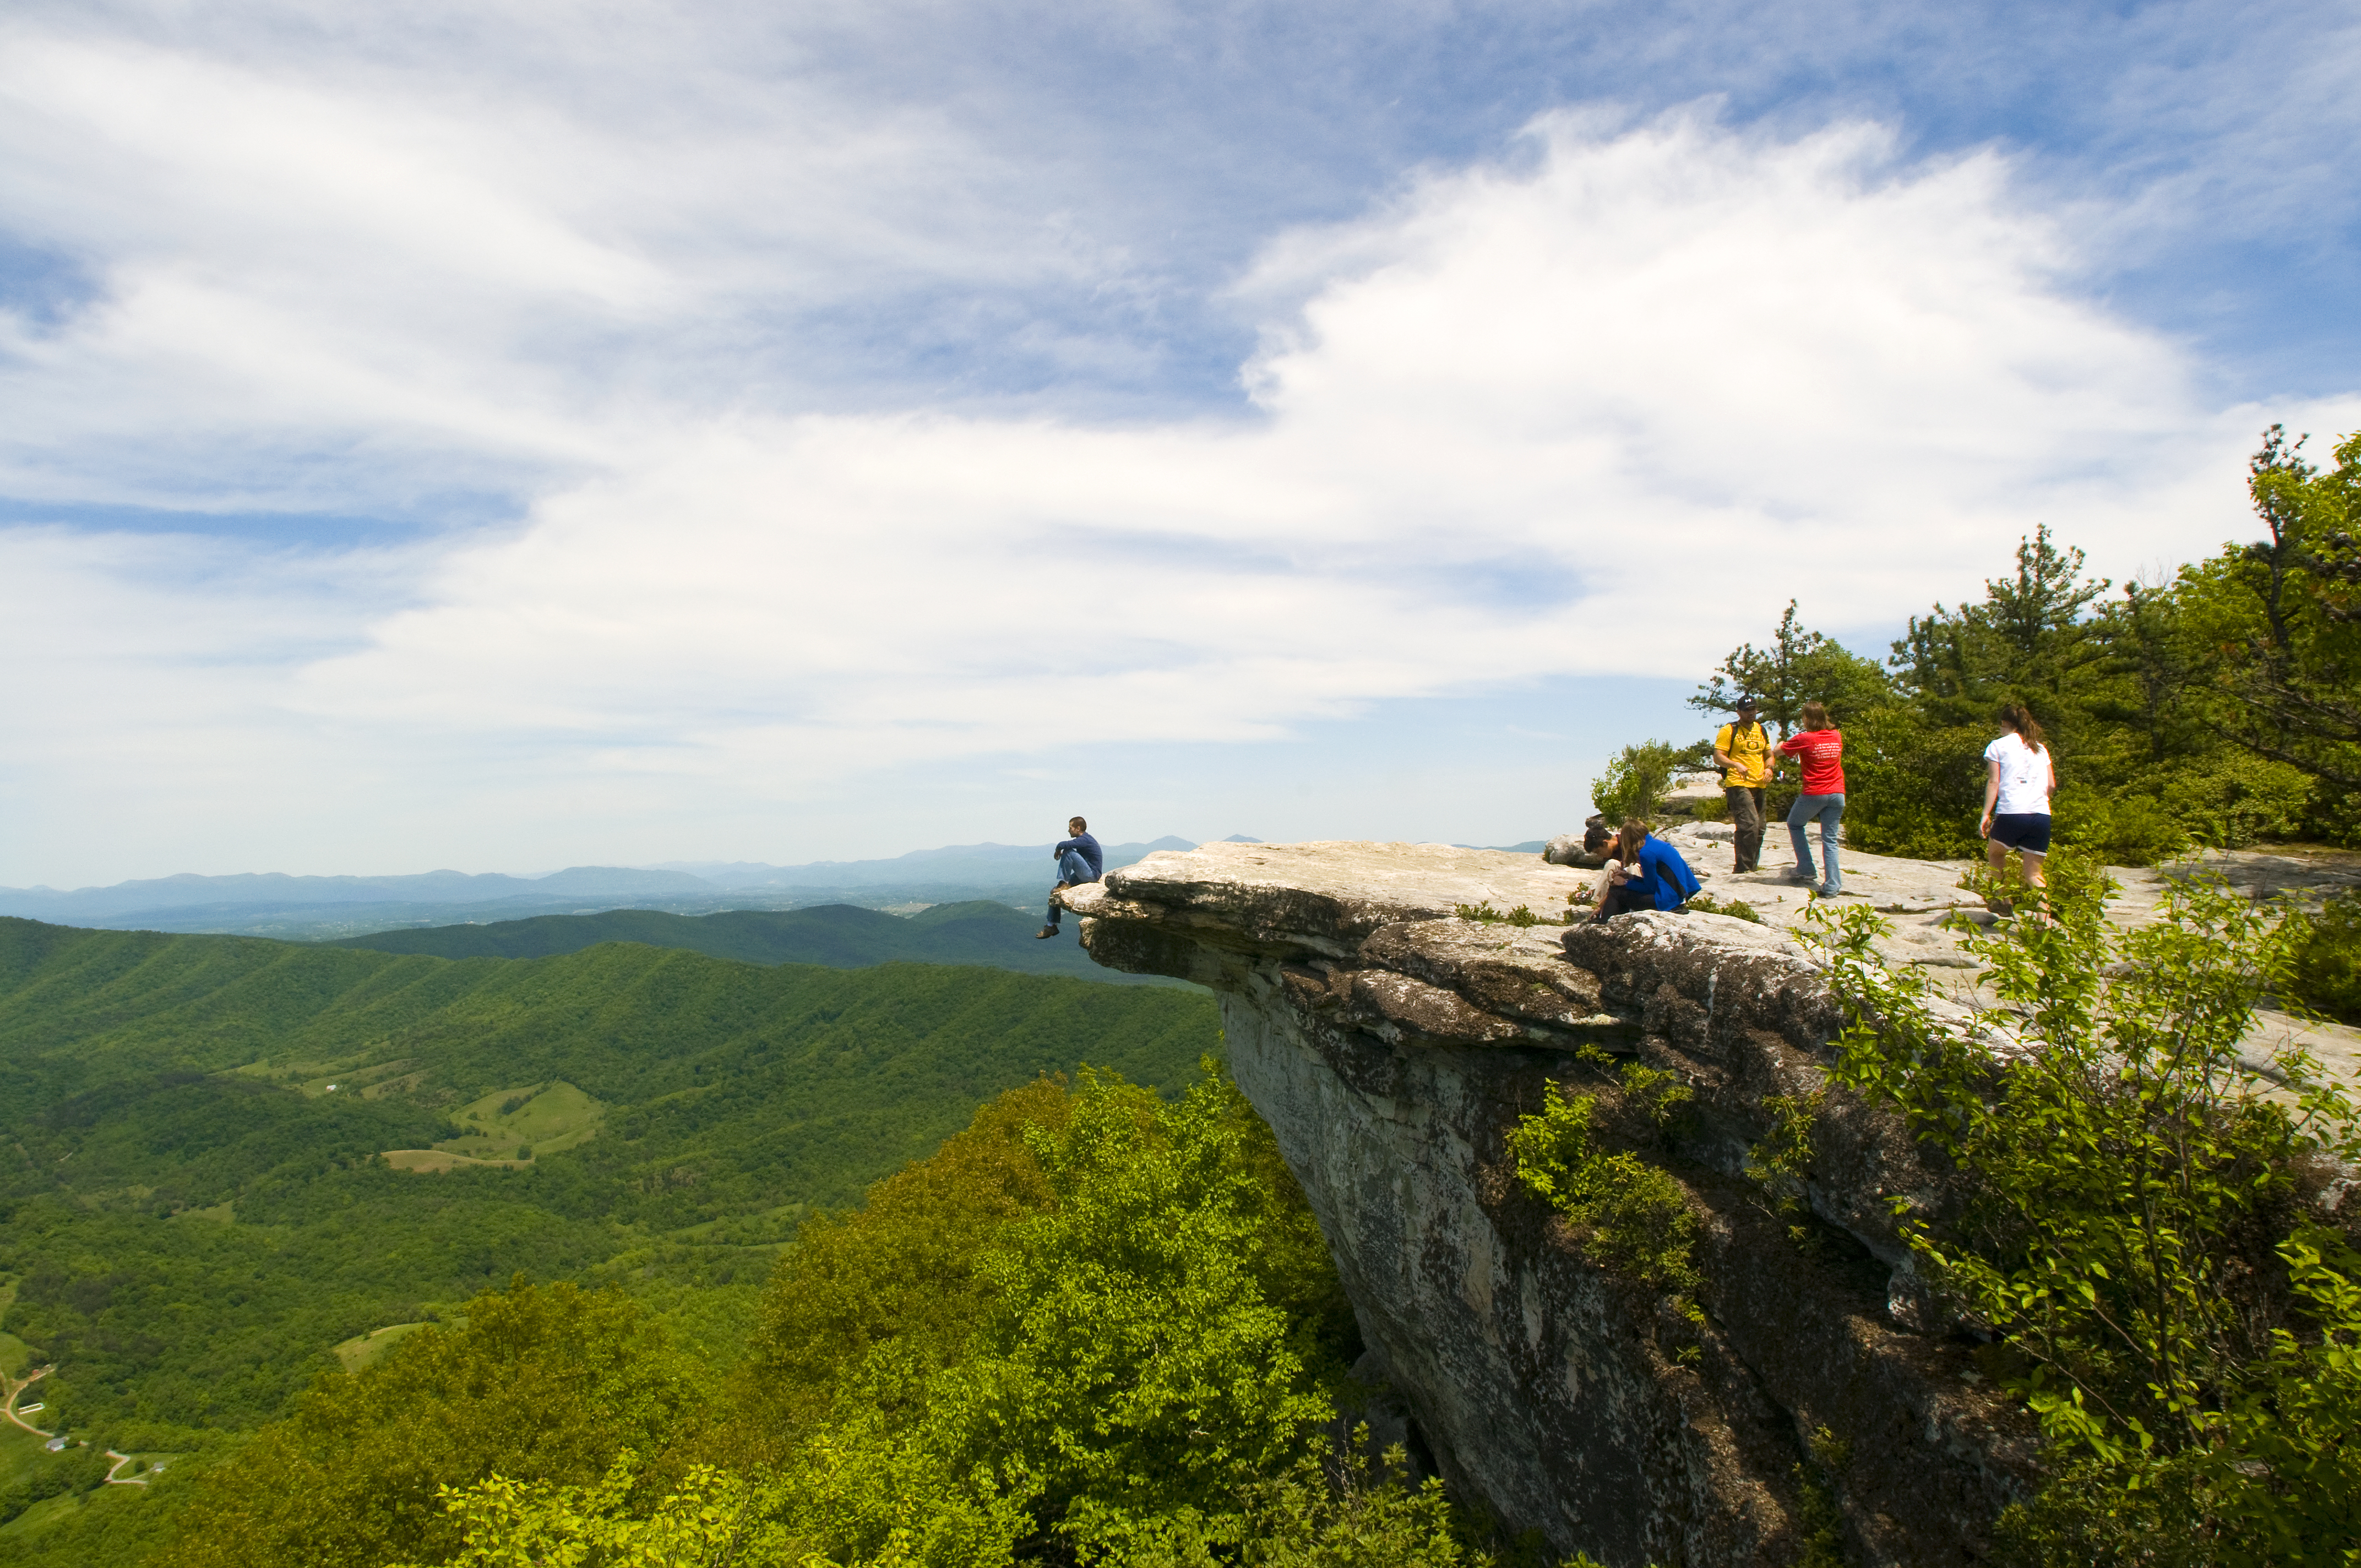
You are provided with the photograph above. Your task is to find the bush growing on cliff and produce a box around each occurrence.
[1804,861,2361,1563]
[1507,1049,1700,1298]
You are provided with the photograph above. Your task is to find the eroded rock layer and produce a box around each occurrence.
[1061,841,2037,1568]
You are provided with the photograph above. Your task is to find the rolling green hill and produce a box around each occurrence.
[321,899,1183,985]
[0,916,1218,1478]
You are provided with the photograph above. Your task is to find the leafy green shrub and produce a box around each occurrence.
[1836,709,1987,861]
[2292,891,2361,1025]
[1684,894,1761,924]
[1803,861,2361,1562]
[1506,1053,1698,1294]
[1588,741,1688,825]
[1454,902,1546,927]
[157,1280,695,1568]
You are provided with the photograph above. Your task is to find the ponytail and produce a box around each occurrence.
[1999,702,2047,751]
[1618,816,1650,861]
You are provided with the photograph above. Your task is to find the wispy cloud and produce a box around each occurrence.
[1,2,2355,882]
[9,104,2352,880]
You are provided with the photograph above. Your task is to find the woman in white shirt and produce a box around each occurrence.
[1979,703,2059,892]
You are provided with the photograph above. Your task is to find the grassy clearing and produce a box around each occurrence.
[331,1322,426,1373]
[1,1413,52,1489]
[431,1081,605,1161]
[379,1149,523,1173]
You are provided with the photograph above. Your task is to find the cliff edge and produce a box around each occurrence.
[1061,840,2038,1568]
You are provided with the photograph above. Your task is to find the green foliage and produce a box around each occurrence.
[0,1441,111,1525]
[157,1279,694,1568]
[388,1453,755,1568]
[1892,525,2113,726]
[1791,1426,1853,1568]
[1688,598,1897,736]
[0,919,1218,1445]
[1703,438,2361,864]
[2174,427,2361,812]
[1453,903,1547,928]
[1836,705,1988,860]
[1586,741,1687,825]
[1802,861,2361,1562]
[1742,1087,1824,1249]
[1065,1440,1500,1566]
[366,1068,1530,1567]
[2291,890,2361,1025]
[1505,1055,1699,1295]
[329,900,1186,988]
[1683,894,1761,924]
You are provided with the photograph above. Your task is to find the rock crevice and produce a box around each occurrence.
[1061,841,2037,1568]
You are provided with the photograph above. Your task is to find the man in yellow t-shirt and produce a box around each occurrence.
[1713,698,1774,873]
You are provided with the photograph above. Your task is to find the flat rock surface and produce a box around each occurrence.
[1079,832,2361,1093]
[1067,840,1595,940]
[1665,822,2361,1092]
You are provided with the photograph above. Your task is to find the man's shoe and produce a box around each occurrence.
[1035,926,1058,939]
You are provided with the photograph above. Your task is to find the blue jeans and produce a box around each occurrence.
[1787,793,1846,894]
[1045,848,1094,929]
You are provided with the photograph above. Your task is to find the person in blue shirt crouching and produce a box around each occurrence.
[1592,816,1700,922]
[1037,816,1104,939]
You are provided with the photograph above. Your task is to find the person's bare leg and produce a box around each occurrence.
[2021,850,2046,892]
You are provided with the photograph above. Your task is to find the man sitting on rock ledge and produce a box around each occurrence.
[1037,815,1103,940]
[1591,816,1701,921]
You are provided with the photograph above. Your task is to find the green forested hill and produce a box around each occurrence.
[0,915,1218,1555]
[320,899,1182,985]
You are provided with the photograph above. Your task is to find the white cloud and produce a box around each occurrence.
[4,92,2357,882]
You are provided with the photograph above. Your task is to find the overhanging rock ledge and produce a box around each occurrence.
[1059,841,2038,1568]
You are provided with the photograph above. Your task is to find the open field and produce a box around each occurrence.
[332,1322,427,1373]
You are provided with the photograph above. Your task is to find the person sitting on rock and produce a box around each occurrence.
[1037,815,1104,939]
[1592,816,1701,921]
[1582,814,1615,856]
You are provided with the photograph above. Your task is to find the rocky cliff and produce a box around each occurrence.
[1060,841,2038,1568]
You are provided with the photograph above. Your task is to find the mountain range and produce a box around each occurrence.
[0,836,1223,939]
[325,900,1187,986]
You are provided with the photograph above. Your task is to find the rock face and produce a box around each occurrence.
[1061,842,2039,1568]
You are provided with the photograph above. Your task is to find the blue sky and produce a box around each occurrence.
[1,0,2356,886]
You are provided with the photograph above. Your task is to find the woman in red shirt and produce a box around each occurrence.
[1779,701,1846,897]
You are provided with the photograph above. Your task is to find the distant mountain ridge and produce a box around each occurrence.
[653,835,1199,890]
[0,836,1214,934]
[327,900,1188,987]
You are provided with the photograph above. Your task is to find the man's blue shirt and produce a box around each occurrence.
[1625,835,1700,910]
[1055,832,1104,880]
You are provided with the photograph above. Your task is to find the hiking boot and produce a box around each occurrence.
[1035,925,1058,939]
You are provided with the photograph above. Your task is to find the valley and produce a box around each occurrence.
[0,915,1220,1561]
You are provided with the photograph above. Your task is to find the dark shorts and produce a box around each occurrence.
[1988,813,2051,854]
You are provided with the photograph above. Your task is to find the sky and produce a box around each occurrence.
[2,0,2358,887]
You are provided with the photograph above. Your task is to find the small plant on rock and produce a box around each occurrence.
[1685,893,1763,924]
[1506,1048,1699,1298]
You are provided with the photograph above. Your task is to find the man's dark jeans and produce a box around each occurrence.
[1724,786,1765,872]
[1045,847,1095,931]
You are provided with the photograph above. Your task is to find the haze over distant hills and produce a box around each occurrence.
[328,901,1189,987]
[0,836,1230,940]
